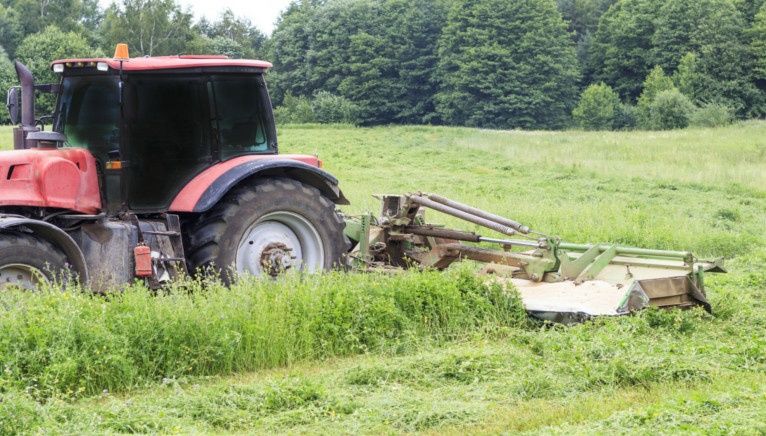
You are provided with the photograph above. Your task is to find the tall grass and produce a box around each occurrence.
[0,269,526,399]
[279,122,766,258]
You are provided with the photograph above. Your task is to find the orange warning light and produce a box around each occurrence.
[113,43,130,60]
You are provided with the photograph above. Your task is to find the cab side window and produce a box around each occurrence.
[210,75,275,158]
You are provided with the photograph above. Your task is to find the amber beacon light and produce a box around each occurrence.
[113,43,130,60]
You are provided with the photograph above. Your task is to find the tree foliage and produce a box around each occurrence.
[646,89,695,130]
[339,0,448,124]
[734,0,766,23]
[311,91,359,124]
[7,0,101,39]
[15,25,100,115]
[572,82,620,130]
[752,4,766,85]
[269,0,447,125]
[0,5,24,58]
[689,102,735,127]
[587,0,764,117]
[100,0,194,56]
[0,0,762,130]
[194,9,267,59]
[637,66,675,109]
[16,25,98,83]
[436,0,580,129]
[636,66,677,126]
[588,0,663,100]
[652,0,759,115]
[556,0,616,68]
[0,46,17,123]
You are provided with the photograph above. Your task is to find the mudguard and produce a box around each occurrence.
[0,216,88,283]
[169,155,349,213]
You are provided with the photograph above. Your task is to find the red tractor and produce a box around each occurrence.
[0,45,348,290]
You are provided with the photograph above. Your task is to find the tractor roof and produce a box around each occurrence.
[51,55,272,72]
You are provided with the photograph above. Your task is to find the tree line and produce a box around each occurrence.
[1,0,765,130]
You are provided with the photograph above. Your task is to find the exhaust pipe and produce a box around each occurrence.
[14,61,34,128]
[13,61,38,149]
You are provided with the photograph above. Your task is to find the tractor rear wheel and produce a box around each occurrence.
[0,232,70,290]
[185,177,348,282]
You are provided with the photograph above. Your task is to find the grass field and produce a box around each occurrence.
[0,123,765,434]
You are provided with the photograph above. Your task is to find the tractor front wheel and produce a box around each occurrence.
[0,232,70,290]
[185,178,348,282]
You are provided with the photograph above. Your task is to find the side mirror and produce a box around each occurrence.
[6,86,20,125]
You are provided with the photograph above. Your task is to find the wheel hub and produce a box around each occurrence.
[259,242,297,277]
[236,211,325,277]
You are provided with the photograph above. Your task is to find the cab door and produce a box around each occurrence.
[122,74,213,211]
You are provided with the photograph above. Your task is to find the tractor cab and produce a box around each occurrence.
[10,45,278,214]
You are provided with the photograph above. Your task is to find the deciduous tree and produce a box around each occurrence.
[572,82,620,130]
[436,0,580,129]
[587,0,663,101]
[100,0,194,56]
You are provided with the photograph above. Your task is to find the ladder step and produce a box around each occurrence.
[143,230,181,237]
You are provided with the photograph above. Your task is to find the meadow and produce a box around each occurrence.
[0,123,764,434]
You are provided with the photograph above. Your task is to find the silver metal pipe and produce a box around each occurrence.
[426,193,531,234]
[409,195,518,237]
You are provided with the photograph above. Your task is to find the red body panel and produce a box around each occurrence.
[0,148,101,214]
[52,56,272,71]
[169,154,321,212]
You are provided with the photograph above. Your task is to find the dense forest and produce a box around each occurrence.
[1,0,765,130]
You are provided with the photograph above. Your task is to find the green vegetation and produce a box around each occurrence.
[1,122,765,433]
[645,89,695,130]
[0,269,522,403]
[435,0,579,129]
[573,82,621,130]
[285,122,765,258]
[1,0,764,129]
[1,258,763,433]
[274,92,360,125]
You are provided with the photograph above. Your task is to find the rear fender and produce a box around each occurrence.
[0,216,88,283]
[170,157,349,213]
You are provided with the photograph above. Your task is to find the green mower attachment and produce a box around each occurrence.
[344,193,725,324]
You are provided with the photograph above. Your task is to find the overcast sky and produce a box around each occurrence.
[98,0,294,35]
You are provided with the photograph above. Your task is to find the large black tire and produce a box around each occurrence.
[0,231,70,290]
[185,177,348,282]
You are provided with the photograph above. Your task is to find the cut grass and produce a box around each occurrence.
[0,123,764,433]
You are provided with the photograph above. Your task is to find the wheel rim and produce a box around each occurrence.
[0,263,48,291]
[236,211,325,277]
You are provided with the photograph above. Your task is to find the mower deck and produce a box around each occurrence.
[344,193,723,323]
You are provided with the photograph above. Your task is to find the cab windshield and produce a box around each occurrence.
[55,75,120,163]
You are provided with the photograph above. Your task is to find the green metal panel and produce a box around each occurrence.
[574,245,617,284]
[559,245,602,280]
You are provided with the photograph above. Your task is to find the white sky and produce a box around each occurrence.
[98,0,293,35]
